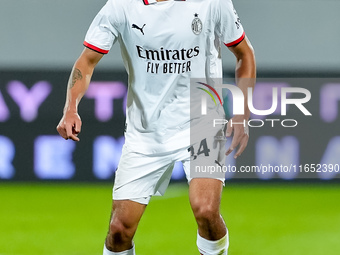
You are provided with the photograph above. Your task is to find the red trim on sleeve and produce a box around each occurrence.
[83,41,109,54]
[143,0,149,5]
[225,32,245,47]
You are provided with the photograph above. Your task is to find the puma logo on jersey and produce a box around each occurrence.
[132,24,146,35]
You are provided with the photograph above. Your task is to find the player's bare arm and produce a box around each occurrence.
[226,36,256,158]
[57,48,103,141]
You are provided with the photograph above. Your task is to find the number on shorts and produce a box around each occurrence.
[190,138,210,160]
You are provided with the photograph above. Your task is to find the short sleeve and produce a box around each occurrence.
[215,0,245,47]
[84,0,123,54]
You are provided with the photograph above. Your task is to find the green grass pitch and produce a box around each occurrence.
[0,182,339,255]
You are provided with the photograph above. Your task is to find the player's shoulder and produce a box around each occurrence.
[207,0,235,14]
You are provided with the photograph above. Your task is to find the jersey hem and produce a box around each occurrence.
[225,31,245,47]
[83,41,109,54]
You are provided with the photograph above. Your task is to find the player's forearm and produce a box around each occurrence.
[234,42,256,118]
[63,59,94,113]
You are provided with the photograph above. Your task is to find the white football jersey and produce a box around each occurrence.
[84,0,245,153]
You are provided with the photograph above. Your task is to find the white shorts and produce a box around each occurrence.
[113,135,226,205]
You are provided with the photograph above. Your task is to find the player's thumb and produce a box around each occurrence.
[74,119,82,134]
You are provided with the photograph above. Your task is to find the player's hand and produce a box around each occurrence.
[56,111,82,141]
[225,115,249,159]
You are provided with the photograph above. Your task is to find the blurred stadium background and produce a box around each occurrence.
[0,0,339,254]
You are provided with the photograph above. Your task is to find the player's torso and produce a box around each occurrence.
[112,0,222,152]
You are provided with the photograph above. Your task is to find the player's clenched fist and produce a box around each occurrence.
[57,111,82,141]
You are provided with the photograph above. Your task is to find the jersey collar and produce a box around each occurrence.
[143,0,186,5]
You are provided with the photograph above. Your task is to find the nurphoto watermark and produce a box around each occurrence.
[198,80,312,128]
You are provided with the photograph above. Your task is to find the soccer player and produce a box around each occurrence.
[57,0,256,254]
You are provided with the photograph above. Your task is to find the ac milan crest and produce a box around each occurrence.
[191,13,202,35]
